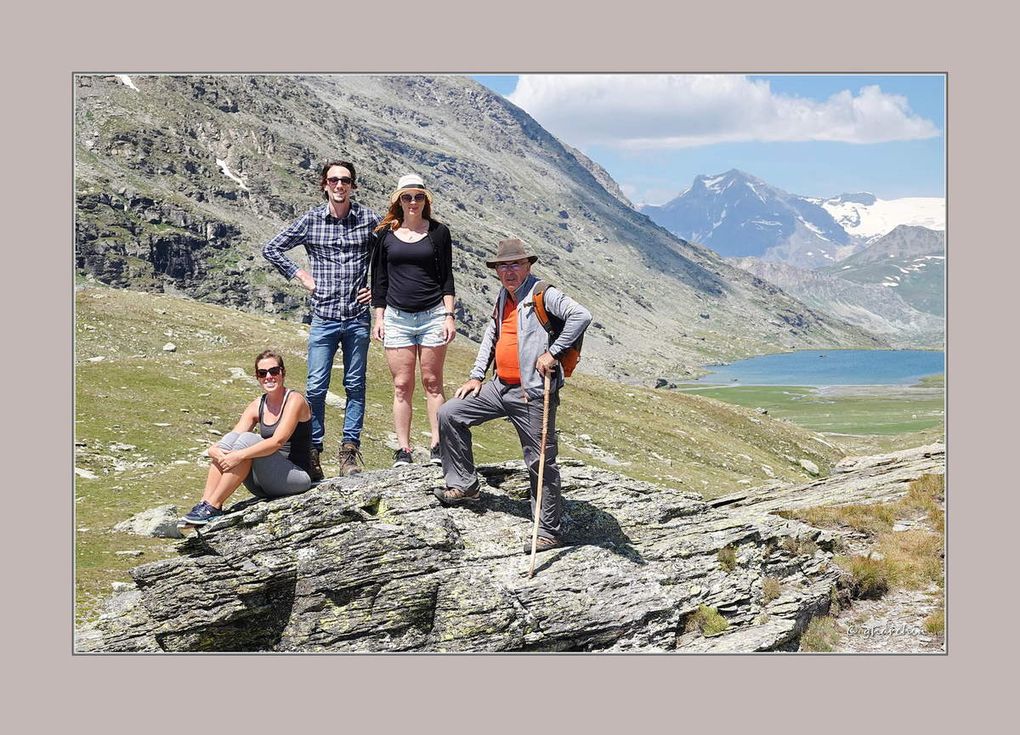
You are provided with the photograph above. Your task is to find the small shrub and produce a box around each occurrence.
[685,605,729,637]
[799,616,841,652]
[717,545,738,572]
[761,577,782,603]
[839,555,890,599]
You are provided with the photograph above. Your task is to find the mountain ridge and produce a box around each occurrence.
[639,169,854,268]
[75,74,883,384]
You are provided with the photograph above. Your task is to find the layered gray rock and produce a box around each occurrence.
[77,444,944,653]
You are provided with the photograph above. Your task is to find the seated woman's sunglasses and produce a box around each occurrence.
[255,366,283,378]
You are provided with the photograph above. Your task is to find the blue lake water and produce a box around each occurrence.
[689,350,945,387]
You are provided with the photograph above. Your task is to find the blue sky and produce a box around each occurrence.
[471,74,944,205]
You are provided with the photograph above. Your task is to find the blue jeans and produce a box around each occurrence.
[306,314,370,448]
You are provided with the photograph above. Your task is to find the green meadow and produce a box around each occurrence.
[678,382,944,436]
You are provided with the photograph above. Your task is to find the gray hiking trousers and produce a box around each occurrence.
[217,432,312,499]
[437,378,562,540]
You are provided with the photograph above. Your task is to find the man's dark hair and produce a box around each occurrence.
[320,160,357,200]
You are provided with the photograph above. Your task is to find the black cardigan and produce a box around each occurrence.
[370,220,456,310]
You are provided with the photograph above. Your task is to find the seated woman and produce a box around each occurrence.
[182,349,318,525]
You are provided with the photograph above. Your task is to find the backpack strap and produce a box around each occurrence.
[532,280,563,338]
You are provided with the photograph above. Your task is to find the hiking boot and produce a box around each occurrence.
[308,446,324,482]
[392,447,413,467]
[338,442,363,476]
[182,501,225,525]
[433,481,481,506]
[523,536,563,555]
[429,444,443,466]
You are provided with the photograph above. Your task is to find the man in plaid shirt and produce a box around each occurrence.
[262,160,380,478]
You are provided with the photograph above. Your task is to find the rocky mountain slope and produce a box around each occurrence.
[75,75,882,382]
[823,225,945,316]
[76,444,944,653]
[638,169,855,268]
[733,257,944,347]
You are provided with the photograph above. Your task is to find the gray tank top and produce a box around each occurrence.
[258,390,312,472]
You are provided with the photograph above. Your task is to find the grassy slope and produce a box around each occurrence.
[74,285,895,624]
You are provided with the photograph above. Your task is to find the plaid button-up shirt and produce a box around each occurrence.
[262,202,381,321]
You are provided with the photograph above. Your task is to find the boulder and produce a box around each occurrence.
[113,504,183,539]
[77,445,944,653]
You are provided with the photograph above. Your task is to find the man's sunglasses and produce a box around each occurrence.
[255,366,283,378]
[326,176,353,186]
[400,192,427,203]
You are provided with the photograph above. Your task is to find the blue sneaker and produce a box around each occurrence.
[182,501,225,525]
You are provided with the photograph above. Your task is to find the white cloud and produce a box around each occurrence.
[507,75,939,150]
[621,183,683,208]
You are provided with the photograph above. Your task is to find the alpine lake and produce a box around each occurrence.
[678,349,945,441]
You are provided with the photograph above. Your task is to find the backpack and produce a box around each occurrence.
[532,281,583,377]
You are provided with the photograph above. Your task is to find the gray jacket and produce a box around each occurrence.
[470,274,593,399]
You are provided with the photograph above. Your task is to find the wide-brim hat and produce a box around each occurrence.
[485,238,539,268]
[389,173,433,206]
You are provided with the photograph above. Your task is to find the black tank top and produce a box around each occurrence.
[383,230,443,312]
[258,390,312,472]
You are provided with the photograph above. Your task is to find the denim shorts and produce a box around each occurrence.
[383,304,447,348]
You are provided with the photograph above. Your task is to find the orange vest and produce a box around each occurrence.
[494,299,520,383]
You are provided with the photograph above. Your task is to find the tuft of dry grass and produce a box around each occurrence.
[717,545,738,572]
[839,555,890,599]
[902,474,945,531]
[685,605,729,637]
[761,577,782,603]
[875,530,944,589]
[782,473,944,538]
[799,616,841,652]
[924,609,945,636]
[780,536,819,557]
[781,504,895,536]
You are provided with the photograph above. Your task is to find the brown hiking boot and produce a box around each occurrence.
[308,447,325,482]
[433,481,481,506]
[523,536,563,555]
[338,441,363,476]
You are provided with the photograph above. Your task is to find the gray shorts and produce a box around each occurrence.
[218,432,312,499]
[383,304,447,348]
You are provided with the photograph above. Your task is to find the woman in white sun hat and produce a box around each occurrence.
[371,173,457,467]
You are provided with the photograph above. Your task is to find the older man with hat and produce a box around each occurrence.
[435,239,592,554]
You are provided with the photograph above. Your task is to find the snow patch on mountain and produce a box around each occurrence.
[216,159,249,190]
[813,194,944,239]
[115,75,139,91]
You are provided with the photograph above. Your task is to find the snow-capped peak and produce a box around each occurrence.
[818,194,944,239]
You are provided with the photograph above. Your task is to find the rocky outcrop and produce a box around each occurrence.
[76,444,943,653]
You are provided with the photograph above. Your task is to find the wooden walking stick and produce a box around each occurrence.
[529,371,553,578]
